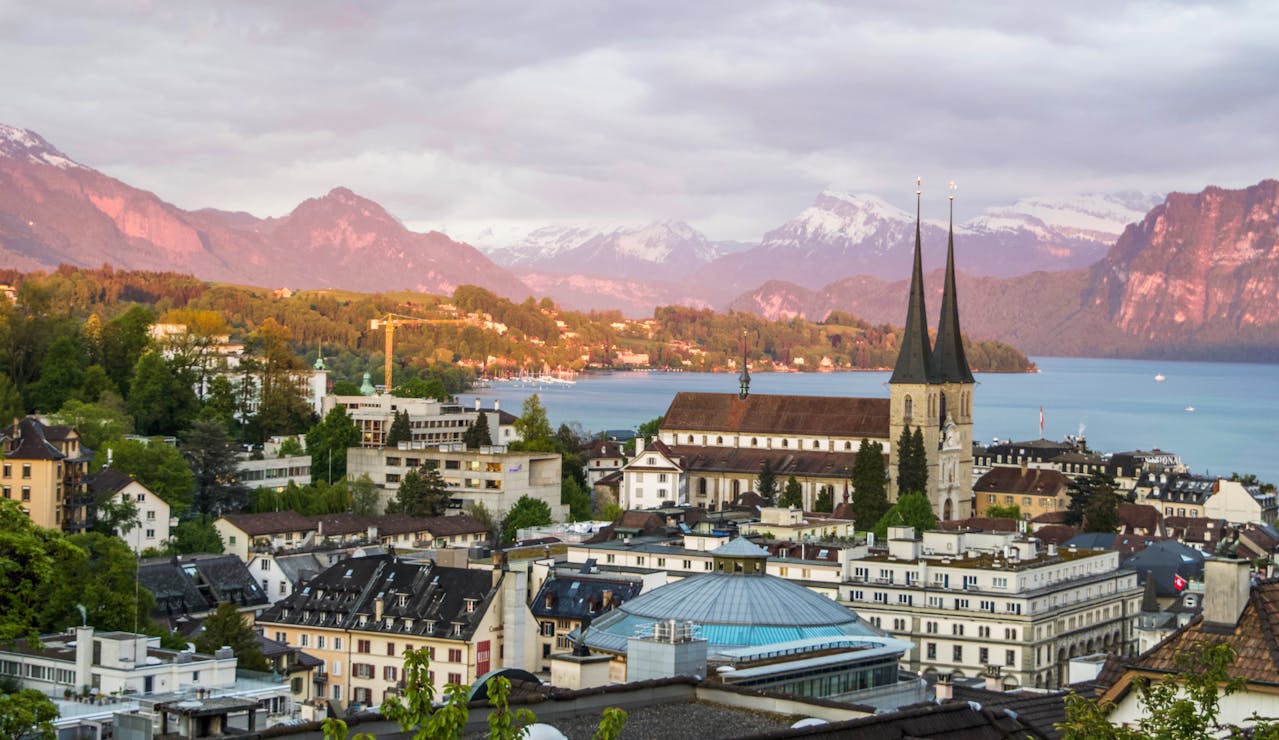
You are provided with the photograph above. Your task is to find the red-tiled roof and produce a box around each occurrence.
[1118,503,1162,534]
[661,392,890,438]
[974,466,1069,496]
[219,511,316,537]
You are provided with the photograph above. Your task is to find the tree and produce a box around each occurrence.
[98,304,154,396]
[896,426,928,496]
[1066,471,1120,529]
[182,420,250,516]
[202,374,239,435]
[167,515,224,554]
[501,496,553,544]
[987,503,1022,520]
[562,477,593,522]
[851,439,890,527]
[872,492,937,541]
[393,377,449,401]
[38,532,152,634]
[349,474,381,517]
[245,319,312,442]
[331,380,362,396]
[1083,490,1120,533]
[25,333,85,413]
[386,410,411,447]
[637,415,663,443]
[277,437,305,457]
[386,464,450,517]
[599,502,624,522]
[307,406,361,484]
[814,485,834,514]
[128,350,197,436]
[464,501,498,544]
[511,394,554,449]
[1059,643,1279,739]
[97,438,196,514]
[0,373,22,425]
[755,459,778,503]
[194,602,268,671]
[0,689,58,740]
[78,364,114,403]
[463,412,493,449]
[48,393,134,451]
[779,475,803,508]
[93,488,139,539]
[0,499,83,642]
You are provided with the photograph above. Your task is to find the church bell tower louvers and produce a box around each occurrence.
[887,181,975,520]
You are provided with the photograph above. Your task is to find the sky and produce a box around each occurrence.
[3,0,1277,242]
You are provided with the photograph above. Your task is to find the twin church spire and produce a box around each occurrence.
[889,178,972,386]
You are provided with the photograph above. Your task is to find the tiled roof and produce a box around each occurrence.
[1118,503,1162,534]
[662,392,890,439]
[139,554,268,623]
[1031,510,1070,524]
[91,467,139,495]
[795,698,1049,739]
[950,687,1068,740]
[1115,580,1279,688]
[530,576,642,620]
[1033,525,1079,546]
[2,417,65,461]
[219,510,315,537]
[583,438,622,460]
[669,444,866,479]
[974,467,1069,496]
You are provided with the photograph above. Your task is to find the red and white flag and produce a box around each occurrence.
[1039,406,1044,437]
[1173,573,1188,591]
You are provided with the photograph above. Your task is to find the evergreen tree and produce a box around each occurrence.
[756,459,778,503]
[0,372,22,425]
[128,350,197,436]
[851,439,890,527]
[814,485,834,513]
[349,474,381,517]
[182,420,250,516]
[779,475,803,508]
[1083,489,1121,533]
[386,464,450,517]
[463,412,493,449]
[386,410,412,447]
[561,477,593,522]
[307,406,361,484]
[1065,470,1119,528]
[25,333,85,413]
[194,602,268,671]
[203,374,239,435]
[896,426,928,496]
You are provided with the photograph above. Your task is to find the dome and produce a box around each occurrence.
[581,571,880,656]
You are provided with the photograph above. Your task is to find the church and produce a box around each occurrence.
[620,184,975,520]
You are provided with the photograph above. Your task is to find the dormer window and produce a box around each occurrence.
[464,598,477,613]
[453,623,463,636]
[398,594,408,608]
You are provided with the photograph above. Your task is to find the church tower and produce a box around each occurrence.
[930,183,976,520]
[889,180,941,505]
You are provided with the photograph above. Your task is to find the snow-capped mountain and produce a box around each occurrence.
[0,124,85,170]
[477,220,725,281]
[967,192,1165,240]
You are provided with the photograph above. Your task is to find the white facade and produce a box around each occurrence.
[840,527,1142,690]
[113,481,173,554]
[322,394,518,449]
[237,454,313,491]
[1206,478,1278,524]
[618,441,684,509]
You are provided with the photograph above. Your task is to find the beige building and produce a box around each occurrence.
[256,554,534,711]
[322,394,518,449]
[347,444,566,521]
[973,465,1070,520]
[739,506,857,540]
[1,417,93,531]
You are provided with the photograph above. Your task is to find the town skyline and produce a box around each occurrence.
[3,2,1276,241]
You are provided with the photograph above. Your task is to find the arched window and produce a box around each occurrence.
[813,440,821,449]
[781,439,789,448]
[698,478,707,496]
[716,436,724,444]
[751,437,758,447]
[904,395,913,421]
[939,391,948,423]
[844,441,852,450]
[688,435,694,443]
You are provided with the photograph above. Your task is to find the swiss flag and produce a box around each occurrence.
[1173,573,1188,591]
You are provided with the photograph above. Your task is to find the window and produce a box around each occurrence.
[334,638,343,651]
[448,648,462,663]
[317,636,326,649]
[963,575,977,589]
[1005,650,1016,667]
[979,647,989,663]
[21,487,30,502]
[384,666,398,682]
[1,464,8,477]
[978,626,990,638]
[955,598,969,609]
[21,464,31,479]
[357,640,371,654]
[260,560,271,571]
[873,592,887,604]
[353,663,374,679]
[541,622,555,636]
[300,635,309,647]
[926,642,937,659]
[897,594,912,605]
[951,624,964,636]
[387,643,396,657]
[892,618,907,631]
[980,600,995,612]
[927,596,943,608]
[448,672,462,684]
[1004,628,1016,640]
[926,621,938,634]
[145,529,155,538]
[146,510,156,520]
[279,581,288,595]
[953,646,963,662]
[993,577,1007,588]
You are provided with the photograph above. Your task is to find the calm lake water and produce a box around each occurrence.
[471,357,1279,484]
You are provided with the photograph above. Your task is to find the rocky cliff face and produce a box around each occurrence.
[1086,180,1279,341]
[0,125,529,299]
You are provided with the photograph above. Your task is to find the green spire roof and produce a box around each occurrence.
[890,181,936,385]
[931,185,974,384]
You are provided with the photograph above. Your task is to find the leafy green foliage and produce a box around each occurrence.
[393,377,449,401]
[97,437,196,514]
[386,464,450,517]
[194,602,268,671]
[183,419,250,516]
[38,532,152,634]
[872,492,937,541]
[25,333,85,413]
[851,439,889,526]
[49,393,134,451]
[249,480,352,516]
[502,495,553,544]
[0,500,85,642]
[307,406,361,484]
[485,676,537,740]
[464,501,498,543]
[166,515,224,554]
[814,485,835,513]
[128,350,198,436]
[511,394,554,449]
[562,476,593,521]
[277,436,305,457]
[895,426,928,497]
[637,416,663,442]
[986,503,1022,519]
[599,502,624,522]
[331,380,361,396]
[779,475,803,508]
[350,474,380,517]
[0,689,58,740]
[1066,471,1121,531]
[0,373,23,425]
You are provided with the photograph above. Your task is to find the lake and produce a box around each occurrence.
[470,357,1279,484]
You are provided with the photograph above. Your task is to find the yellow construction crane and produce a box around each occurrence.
[369,313,466,392]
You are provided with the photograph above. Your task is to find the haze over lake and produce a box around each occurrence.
[473,357,1279,485]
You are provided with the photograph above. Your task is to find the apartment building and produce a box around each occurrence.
[256,554,527,711]
[93,468,173,553]
[972,465,1069,520]
[840,526,1142,690]
[0,417,93,531]
[347,444,566,521]
[322,394,518,449]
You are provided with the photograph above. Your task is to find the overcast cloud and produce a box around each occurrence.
[3,0,1276,241]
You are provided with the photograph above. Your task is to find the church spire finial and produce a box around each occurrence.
[738,330,751,400]
[890,178,936,385]
[931,180,974,384]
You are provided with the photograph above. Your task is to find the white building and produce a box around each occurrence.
[618,439,685,509]
[322,394,518,449]
[93,468,173,554]
[841,526,1142,690]
[1205,478,1278,525]
[236,453,313,492]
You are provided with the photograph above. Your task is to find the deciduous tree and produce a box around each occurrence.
[167,515,224,554]
[194,602,268,671]
[128,350,197,436]
[872,492,936,541]
[0,689,58,740]
[307,406,361,484]
[49,393,134,451]
[0,500,83,643]
[349,474,380,517]
[511,394,554,450]
[501,496,553,544]
[38,532,153,634]
[97,437,196,514]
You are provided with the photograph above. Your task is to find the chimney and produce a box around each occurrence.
[935,673,953,701]
[1204,558,1251,629]
[985,670,1003,692]
[602,590,614,609]
[494,400,500,411]
[375,597,384,621]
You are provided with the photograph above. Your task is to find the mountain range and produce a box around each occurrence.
[1,122,1275,361]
